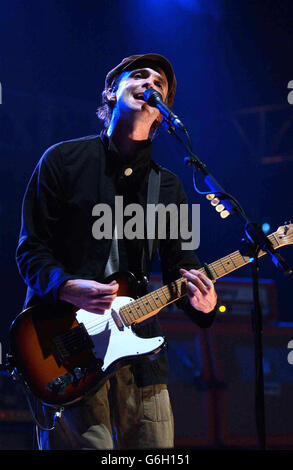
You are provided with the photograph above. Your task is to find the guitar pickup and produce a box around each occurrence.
[52,323,94,364]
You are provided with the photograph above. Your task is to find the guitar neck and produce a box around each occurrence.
[119,230,283,326]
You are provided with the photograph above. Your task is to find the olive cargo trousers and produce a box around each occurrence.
[37,365,174,450]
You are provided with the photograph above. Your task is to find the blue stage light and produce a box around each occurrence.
[177,0,200,10]
[262,223,270,234]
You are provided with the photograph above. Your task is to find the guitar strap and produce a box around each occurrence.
[103,224,119,278]
[144,166,161,272]
[104,166,161,279]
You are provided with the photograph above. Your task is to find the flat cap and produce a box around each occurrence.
[105,53,177,106]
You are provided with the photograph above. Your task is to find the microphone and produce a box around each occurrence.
[143,88,185,130]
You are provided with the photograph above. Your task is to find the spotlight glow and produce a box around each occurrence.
[262,223,270,234]
[218,305,227,313]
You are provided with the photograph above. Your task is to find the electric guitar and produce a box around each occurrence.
[9,223,293,406]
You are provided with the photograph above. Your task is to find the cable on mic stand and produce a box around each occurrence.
[158,108,292,450]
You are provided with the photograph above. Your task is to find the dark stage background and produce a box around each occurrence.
[0,0,292,450]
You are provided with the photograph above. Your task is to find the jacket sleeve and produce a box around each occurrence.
[16,144,79,306]
[158,177,217,328]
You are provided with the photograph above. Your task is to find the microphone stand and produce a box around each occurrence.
[163,119,292,450]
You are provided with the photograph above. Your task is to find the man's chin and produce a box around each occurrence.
[132,100,147,111]
[120,102,157,121]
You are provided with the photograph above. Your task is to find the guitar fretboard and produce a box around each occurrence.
[119,231,282,326]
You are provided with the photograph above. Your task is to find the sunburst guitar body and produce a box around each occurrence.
[9,224,293,407]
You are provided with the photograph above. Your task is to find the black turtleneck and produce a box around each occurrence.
[100,131,153,276]
[101,130,152,192]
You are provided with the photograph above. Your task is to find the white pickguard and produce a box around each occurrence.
[75,296,164,372]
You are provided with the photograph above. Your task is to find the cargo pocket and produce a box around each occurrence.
[141,385,172,422]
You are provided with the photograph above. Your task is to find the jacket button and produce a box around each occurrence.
[124,168,133,176]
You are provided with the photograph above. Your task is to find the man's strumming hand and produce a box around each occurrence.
[59,279,119,314]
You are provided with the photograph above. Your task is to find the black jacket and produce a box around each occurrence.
[16,133,216,386]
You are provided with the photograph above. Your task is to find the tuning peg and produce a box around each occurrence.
[283,221,292,235]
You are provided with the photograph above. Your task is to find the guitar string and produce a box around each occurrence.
[56,319,120,350]
[73,274,200,335]
[56,274,204,348]
[58,307,165,349]
[70,235,279,338]
[67,288,171,337]
[76,248,256,330]
[78,234,278,329]
[73,253,244,334]
[53,239,281,350]
[84,298,165,332]
[53,233,283,350]
[74,285,178,332]
[69,258,257,339]
[64,288,175,343]
[208,233,277,276]
[55,315,165,352]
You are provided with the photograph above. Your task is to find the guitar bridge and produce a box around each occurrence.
[111,309,124,331]
[52,323,94,364]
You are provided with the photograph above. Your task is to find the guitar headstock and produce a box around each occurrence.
[275,222,293,247]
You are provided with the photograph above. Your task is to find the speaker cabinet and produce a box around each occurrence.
[0,424,33,450]
[207,323,293,448]
[0,370,33,449]
[215,278,279,324]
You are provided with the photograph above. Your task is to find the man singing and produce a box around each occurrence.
[16,53,217,449]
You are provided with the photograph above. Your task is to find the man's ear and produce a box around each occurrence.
[105,88,117,104]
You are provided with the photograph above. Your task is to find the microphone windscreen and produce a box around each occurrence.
[143,88,163,107]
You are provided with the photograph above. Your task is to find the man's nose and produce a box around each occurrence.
[142,81,153,90]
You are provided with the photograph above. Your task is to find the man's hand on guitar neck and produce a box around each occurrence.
[58,279,119,314]
[179,268,217,314]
